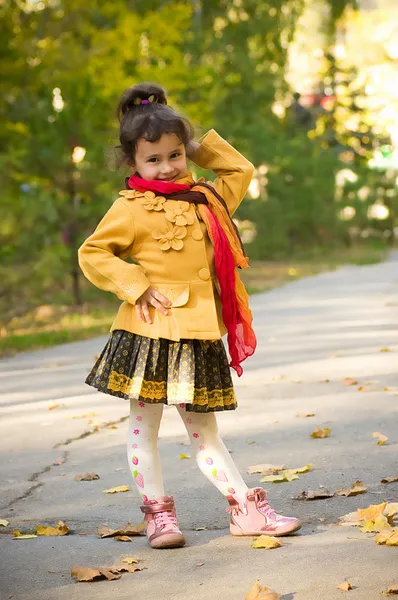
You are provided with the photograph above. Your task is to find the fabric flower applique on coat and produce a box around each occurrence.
[152,226,187,251]
[164,200,195,226]
[141,191,167,212]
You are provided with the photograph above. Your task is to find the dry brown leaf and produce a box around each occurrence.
[311,427,331,439]
[372,432,388,445]
[251,535,282,549]
[0,519,9,527]
[179,453,191,459]
[113,563,144,573]
[97,522,146,538]
[386,503,398,518]
[75,473,100,481]
[245,581,281,600]
[384,584,398,595]
[343,377,358,386]
[48,403,64,410]
[295,490,334,500]
[36,520,69,536]
[337,581,353,591]
[296,412,315,418]
[71,565,121,582]
[247,464,284,475]
[103,485,130,494]
[121,557,138,564]
[114,536,132,542]
[336,481,367,497]
[260,472,299,483]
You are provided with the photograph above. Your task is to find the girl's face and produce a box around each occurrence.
[132,133,188,182]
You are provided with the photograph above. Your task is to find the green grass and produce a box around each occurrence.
[0,244,388,357]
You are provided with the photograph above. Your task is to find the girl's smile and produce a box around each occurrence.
[133,133,188,182]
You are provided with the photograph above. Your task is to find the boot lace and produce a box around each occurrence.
[154,510,179,530]
[257,494,278,521]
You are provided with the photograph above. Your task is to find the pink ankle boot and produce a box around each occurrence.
[140,495,186,549]
[227,487,301,536]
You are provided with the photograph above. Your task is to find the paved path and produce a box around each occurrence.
[1,255,397,600]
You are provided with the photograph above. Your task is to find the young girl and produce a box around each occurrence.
[78,82,301,549]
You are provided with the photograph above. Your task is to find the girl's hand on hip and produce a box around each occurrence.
[135,288,171,324]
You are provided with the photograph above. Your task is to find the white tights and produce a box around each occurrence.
[127,399,248,503]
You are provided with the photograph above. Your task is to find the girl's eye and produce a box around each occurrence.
[171,152,181,159]
[148,158,158,163]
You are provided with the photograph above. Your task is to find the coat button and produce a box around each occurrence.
[199,268,210,281]
[191,229,203,241]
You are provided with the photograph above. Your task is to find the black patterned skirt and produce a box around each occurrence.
[86,330,237,413]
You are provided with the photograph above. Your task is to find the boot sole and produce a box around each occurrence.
[150,534,186,549]
[231,522,302,536]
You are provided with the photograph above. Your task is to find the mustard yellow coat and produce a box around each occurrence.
[78,129,254,341]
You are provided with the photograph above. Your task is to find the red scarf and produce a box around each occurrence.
[127,174,256,375]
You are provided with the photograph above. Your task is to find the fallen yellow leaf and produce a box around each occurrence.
[245,441,256,445]
[383,584,398,595]
[336,481,367,497]
[103,485,130,494]
[36,520,69,536]
[48,403,64,410]
[357,386,370,392]
[260,472,299,483]
[337,581,353,591]
[381,475,398,484]
[72,412,96,419]
[311,427,331,439]
[0,519,9,527]
[121,557,138,564]
[296,413,315,418]
[71,565,121,582]
[12,533,38,539]
[358,502,387,522]
[372,432,388,445]
[251,535,282,549]
[179,453,191,459]
[97,522,146,538]
[75,473,100,481]
[245,581,281,599]
[379,347,392,352]
[386,503,398,517]
[247,464,284,475]
[361,519,375,533]
[375,528,398,546]
[343,377,358,386]
[114,535,132,542]
[289,464,313,474]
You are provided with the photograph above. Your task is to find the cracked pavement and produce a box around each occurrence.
[0,256,397,600]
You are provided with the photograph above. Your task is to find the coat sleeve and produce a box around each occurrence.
[189,129,254,215]
[78,198,150,304]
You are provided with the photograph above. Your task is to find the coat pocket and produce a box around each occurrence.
[151,283,189,307]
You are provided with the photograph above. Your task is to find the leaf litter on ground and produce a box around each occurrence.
[381,476,398,484]
[337,581,353,592]
[383,584,398,595]
[245,581,281,599]
[336,481,367,497]
[295,489,335,500]
[251,535,282,550]
[311,427,331,438]
[36,520,69,536]
[75,473,99,481]
[372,432,388,445]
[71,560,144,583]
[97,522,146,538]
[103,485,130,494]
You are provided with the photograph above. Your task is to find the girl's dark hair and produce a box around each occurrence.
[117,82,194,165]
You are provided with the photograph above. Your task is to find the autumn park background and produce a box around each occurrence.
[2,0,398,355]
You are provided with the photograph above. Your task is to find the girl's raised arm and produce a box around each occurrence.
[188,129,254,216]
[78,199,150,304]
